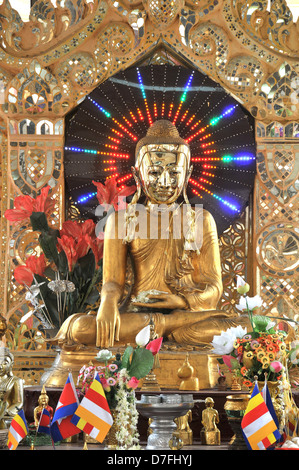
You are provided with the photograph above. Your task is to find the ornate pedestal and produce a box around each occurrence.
[42,346,228,389]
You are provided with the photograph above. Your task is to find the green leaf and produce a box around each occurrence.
[39,232,59,266]
[121,345,133,370]
[30,212,49,232]
[77,251,96,282]
[127,348,154,380]
[58,250,68,275]
[252,315,272,332]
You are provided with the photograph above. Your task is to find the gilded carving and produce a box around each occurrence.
[232,0,299,57]
[143,0,184,29]
[256,143,298,205]
[4,59,71,116]
[252,63,299,120]
[0,0,97,53]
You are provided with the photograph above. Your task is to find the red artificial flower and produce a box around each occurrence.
[146,337,163,356]
[57,235,79,272]
[59,219,96,240]
[86,236,104,265]
[33,186,55,214]
[74,235,91,261]
[25,253,47,277]
[14,265,34,286]
[57,234,97,271]
[93,177,136,212]
[4,186,54,224]
[57,219,104,270]
[13,253,47,286]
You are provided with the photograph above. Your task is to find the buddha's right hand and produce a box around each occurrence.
[96,301,121,348]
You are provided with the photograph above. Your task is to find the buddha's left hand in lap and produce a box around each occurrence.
[133,293,188,310]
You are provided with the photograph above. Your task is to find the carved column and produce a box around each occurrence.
[1,60,66,349]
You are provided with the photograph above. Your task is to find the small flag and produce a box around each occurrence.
[71,373,113,442]
[262,382,280,428]
[241,382,281,450]
[7,409,29,450]
[37,407,51,435]
[50,372,80,442]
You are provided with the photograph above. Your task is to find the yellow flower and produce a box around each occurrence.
[243,351,254,368]
[261,355,270,363]
[256,349,265,361]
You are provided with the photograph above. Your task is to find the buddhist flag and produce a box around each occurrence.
[51,372,80,442]
[7,409,29,450]
[262,382,280,429]
[71,373,113,442]
[241,382,281,450]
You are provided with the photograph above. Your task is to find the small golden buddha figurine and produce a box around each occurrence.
[51,120,249,350]
[33,386,53,427]
[200,397,221,445]
[174,410,193,446]
[177,353,199,391]
[0,347,24,429]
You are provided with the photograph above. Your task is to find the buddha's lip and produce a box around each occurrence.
[154,190,174,195]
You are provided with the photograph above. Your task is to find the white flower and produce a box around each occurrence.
[211,325,247,355]
[236,295,263,311]
[96,349,114,361]
[135,325,150,347]
[236,276,250,294]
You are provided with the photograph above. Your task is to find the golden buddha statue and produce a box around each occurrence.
[33,385,53,427]
[174,410,193,446]
[201,397,221,445]
[51,120,248,351]
[0,347,24,429]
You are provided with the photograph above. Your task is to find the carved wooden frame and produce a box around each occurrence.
[0,0,298,365]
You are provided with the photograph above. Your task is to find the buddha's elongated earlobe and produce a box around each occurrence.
[131,166,142,204]
[183,165,193,205]
[123,167,141,243]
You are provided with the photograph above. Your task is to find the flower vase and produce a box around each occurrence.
[104,409,119,449]
[104,387,140,450]
[224,394,251,450]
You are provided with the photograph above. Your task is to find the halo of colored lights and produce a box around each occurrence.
[64,65,256,235]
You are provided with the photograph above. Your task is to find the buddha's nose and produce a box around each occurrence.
[158,170,171,188]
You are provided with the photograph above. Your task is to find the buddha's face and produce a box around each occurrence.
[0,355,12,377]
[136,144,190,205]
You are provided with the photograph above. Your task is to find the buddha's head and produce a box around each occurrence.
[38,386,49,407]
[134,120,192,205]
[0,347,14,377]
